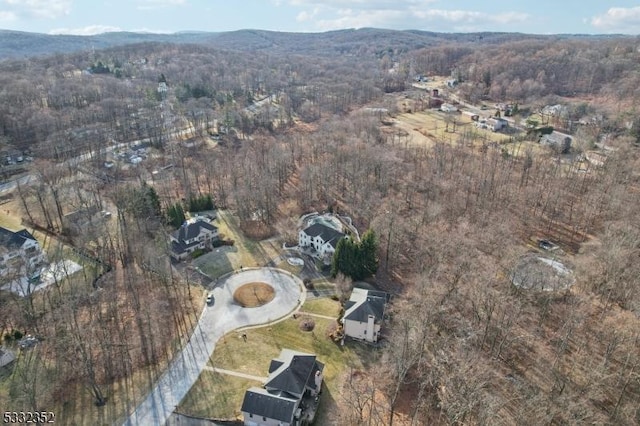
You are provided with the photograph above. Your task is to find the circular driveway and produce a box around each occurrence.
[124,268,304,426]
[209,268,305,329]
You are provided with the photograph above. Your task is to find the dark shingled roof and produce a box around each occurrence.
[344,288,388,323]
[172,220,217,243]
[241,388,298,423]
[242,349,325,423]
[265,349,324,398]
[301,223,344,249]
[170,239,202,255]
[0,227,36,252]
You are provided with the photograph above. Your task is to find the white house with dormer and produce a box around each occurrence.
[298,223,345,261]
[342,288,389,343]
[0,227,46,280]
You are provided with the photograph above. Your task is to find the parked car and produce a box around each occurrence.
[538,239,559,251]
[206,294,215,306]
[18,335,38,349]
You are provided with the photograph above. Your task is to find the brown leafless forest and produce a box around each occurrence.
[1,30,639,425]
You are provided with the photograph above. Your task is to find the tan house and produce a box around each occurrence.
[342,288,388,343]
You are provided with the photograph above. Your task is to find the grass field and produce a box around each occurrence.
[395,110,515,148]
[177,371,260,420]
[179,312,376,422]
[194,210,284,279]
[301,297,342,317]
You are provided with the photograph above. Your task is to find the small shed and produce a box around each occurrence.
[0,347,16,367]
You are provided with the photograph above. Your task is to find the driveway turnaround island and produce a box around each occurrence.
[123,268,304,426]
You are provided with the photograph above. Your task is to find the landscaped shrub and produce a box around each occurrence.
[191,249,205,259]
[299,317,316,332]
[303,278,314,289]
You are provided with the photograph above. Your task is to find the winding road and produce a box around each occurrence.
[123,268,305,426]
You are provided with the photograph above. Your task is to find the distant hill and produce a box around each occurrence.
[0,28,628,60]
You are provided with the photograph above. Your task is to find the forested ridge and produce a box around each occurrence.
[0,29,639,425]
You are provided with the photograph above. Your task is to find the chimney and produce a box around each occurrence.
[314,370,323,395]
[367,315,375,342]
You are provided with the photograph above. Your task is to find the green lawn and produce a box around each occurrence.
[180,315,376,421]
[177,371,260,421]
[301,298,342,317]
[193,211,285,279]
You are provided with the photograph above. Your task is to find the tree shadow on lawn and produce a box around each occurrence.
[315,380,339,425]
[193,246,235,279]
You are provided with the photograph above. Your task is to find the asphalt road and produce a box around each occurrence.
[123,268,304,426]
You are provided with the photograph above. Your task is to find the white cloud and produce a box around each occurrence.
[0,10,16,21]
[413,9,529,26]
[314,8,406,31]
[591,6,640,34]
[290,0,435,9]
[287,0,529,31]
[49,25,121,36]
[131,27,175,34]
[2,0,71,19]
[136,0,186,10]
[296,7,320,22]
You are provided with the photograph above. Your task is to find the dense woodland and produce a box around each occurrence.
[0,29,639,425]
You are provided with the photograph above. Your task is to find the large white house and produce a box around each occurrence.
[298,223,345,261]
[0,226,46,280]
[169,218,218,260]
[241,349,324,426]
[342,288,389,343]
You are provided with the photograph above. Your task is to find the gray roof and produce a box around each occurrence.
[265,349,324,398]
[0,227,36,251]
[173,220,218,241]
[241,387,298,423]
[540,131,571,146]
[344,288,388,323]
[170,220,218,256]
[302,223,345,249]
[170,239,201,255]
[172,220,217,243]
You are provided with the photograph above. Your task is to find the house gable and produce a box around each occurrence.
[169,219,218,259]
[241,387,298,424]
[0,226,46,276]
[343,288,389,342]
[0,227,37,253]
[264,349,323,398]
[242,349,325,425]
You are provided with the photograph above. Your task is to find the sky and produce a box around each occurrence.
[0,0,639,36]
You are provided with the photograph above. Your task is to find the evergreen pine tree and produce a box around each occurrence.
[331,238,346,277]
[361,229,379,277]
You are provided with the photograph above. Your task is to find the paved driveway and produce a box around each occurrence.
[123,268,304,426]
